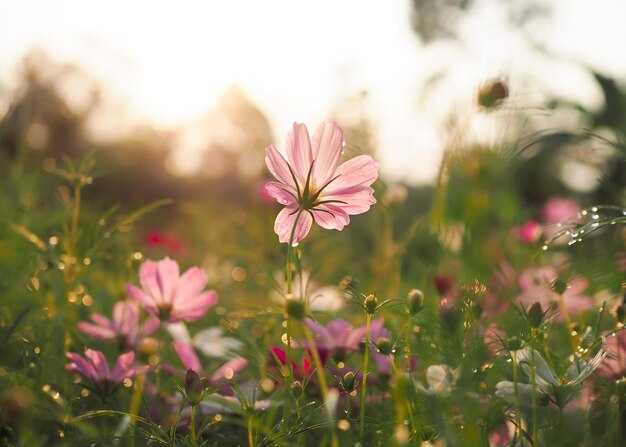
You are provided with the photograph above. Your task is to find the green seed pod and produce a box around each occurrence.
[616,304,625,324]
[185,369,203,406]
[504,337,523,352]
[290,380,303,399]
[551,278,569,295]
[343,371,356,391]
[406,289,424,315]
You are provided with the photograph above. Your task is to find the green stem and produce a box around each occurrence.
[360,313,372,441]
[513,350,523,445]
[190,404,197,445]
[248,415,254,447]
[530,334,538,445]
[302,324,337,447]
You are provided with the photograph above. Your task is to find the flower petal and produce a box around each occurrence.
[173,341,202,373]
[286,122,313,182]
[311,205,350,230]
[311,121,343,186]
[325,155,379,194]
[77,322,116,341]
[172,291,218,322]
[127,284,158,314]
[85,349,110,382]
[176,266,209,304]
[265,145,294,186]
[264,181,297,206]
[111,351,137,383]
[274,206,313,244]
[138,260,163,302]
[155,257,180,304]
[322,186,376,215]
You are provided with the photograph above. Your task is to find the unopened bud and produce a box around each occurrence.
[527,302,544,328]
[285,298,305,320]
[504,337,523,352]
[343,371,356,391]
[185,369,203,406]
[290,380,303,399]
[376,337,393,356]
[364,294,378,314]
[477,80,509,109]
[406,289,424,315]
[551,278,569,295]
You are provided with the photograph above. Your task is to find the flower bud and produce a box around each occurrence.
[406,289,424,315]
[551,278,569,295]
[504,337,523,352]
[185,369,203,406]
[376,337,393,356]
[364,294,378,314]
[477,80,509,109]
[527,302,544,328]
[285,298,305,320]
[343,371,356,391]
[290,380,303,399]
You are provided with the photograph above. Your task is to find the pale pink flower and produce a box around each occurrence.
[78,300,160,349]
[66,349,138,384]
[542,197,582,223]
[305,318,366,360]
[127,257,217,323]
[515,266,593,322]
[264,121,380,244]
[597,330,626,380]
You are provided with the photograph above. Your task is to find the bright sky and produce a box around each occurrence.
[1,0,625,183]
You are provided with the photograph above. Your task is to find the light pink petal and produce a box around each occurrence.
[111,351,137,382]
[85,349,110,382]
[325,155,379,194]
[311,205,350,230]
[155,257,180,304]
[77,322,116,340]
[90,313,112,327]
[113,301,138,335]
[327,320,354,343]
[209,357,248,384]
[322,187,377,215]
[173,291,217,322]
[286,122,313,181]
[141,316,161,337]
[138,260,163,302]
[265,145,294,186]
[173,341,202,373]
[274,206,313,244]
[565,276,589,296]
[345,326,367,350]
[175,267,209,304]
[264,181,298,206]
[311,122,343,186]
[126,284,158,314]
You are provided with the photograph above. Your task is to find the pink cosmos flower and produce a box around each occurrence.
[515,266,593,322]
[264,121,380,244]
[78,300,160,349]
[514,220,542,243]
[305,318,366,360]
[66,349,138,384]
[127,257,217,323]
[542,197,582,223]
[597,330,626,380]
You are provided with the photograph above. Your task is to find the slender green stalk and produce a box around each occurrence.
[530,334,538,445]
[360,313,372,441]
[558,293,577,354]
[190,405,197,445]
[248,415,254,447]
[513,350,523,445]
[302,323,338,447]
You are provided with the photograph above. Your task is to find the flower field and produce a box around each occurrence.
[1,80,626,447]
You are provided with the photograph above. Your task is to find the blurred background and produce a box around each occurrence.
[1,0,625,299]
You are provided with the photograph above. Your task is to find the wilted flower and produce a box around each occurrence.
[78,300,160,349]
[66,349,139,385]
[515,266,593,322]
[264,121,379,244]
[127,257,218,323]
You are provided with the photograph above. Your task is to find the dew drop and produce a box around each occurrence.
[541,245,548,251]
[291,242,299,248]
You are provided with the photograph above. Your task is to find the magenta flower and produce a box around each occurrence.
[305,318,366,360]
[66,349,138,384]
[515,266,593,322]
[542,197,581,223]
[514,220,542,243]
[78,300,160,349]
[264,121,380,244]
[127,257,217,323]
